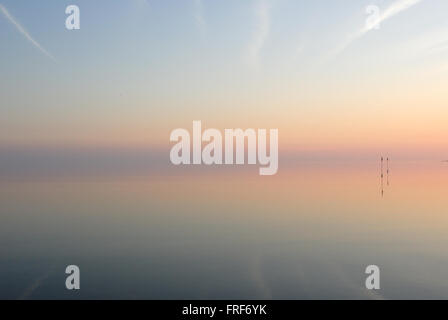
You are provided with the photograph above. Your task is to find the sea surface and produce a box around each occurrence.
[1,157,448,299]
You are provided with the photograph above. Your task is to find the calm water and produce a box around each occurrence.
[1,160,448,299]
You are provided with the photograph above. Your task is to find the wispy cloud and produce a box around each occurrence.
[246,0,271,68]
[18,269,53,300]
[0,4,56,61]
[193,0,206,33]
[332,0,424,57]
[427,40,448,55]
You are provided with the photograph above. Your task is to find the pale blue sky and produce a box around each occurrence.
[1,0,448,153]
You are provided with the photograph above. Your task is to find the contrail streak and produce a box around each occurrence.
[246,0,271,68]
[331,0,424,57]
[0,4,56,61]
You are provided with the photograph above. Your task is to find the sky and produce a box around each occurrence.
[1,0,448,159]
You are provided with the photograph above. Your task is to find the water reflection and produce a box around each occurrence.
[387,158,390,187]
[380,157,391,197]
[1,160,448,299]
